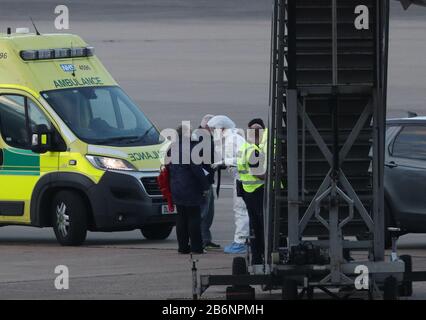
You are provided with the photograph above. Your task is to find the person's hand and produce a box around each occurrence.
[227,166,238,177]
[202,190,210,198]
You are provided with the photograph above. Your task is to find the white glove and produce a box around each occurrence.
[211,161,224,170]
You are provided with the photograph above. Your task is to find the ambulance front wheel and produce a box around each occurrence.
[52,190,88,246]
[141,224,174,240]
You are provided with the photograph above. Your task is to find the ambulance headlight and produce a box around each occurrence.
[86,155,136,171]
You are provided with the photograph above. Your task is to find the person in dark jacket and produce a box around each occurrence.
[168,125,210,254]
[192,114,221,250]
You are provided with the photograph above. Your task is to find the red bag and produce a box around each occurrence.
[157,165,174,212]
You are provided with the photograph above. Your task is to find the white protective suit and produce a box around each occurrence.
[207,116,250,245]
[223,129,250,244]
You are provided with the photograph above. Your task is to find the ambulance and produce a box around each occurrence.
[0,29,176,245]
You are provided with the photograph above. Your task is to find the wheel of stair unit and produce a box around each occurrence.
[232,257,248,276]
[307,286,314,300]
[226,257,254,300]
[383,276,399,300]
[282,279,298,300]
[399,255,413,297]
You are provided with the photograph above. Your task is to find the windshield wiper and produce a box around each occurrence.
[91,126,156,145]
[93,136,141,145]
[139,125,155,141]
[121,127,155,144]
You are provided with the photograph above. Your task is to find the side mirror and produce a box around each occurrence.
[31,124,52,154]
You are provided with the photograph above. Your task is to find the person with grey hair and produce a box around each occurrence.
[167,124,210,254]
[200,114,214,130]
[207,115,250,254]
[192,115,221,250]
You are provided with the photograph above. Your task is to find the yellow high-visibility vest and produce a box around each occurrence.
[259,128,268,155]
[237,142,264,193]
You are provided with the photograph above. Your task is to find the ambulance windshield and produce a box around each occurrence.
[42,86,161,146]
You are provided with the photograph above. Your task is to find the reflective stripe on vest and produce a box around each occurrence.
[237,142,264,193]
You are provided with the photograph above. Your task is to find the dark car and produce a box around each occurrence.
[385,116,426,244]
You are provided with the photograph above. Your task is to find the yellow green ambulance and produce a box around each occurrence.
[0,30,175,245]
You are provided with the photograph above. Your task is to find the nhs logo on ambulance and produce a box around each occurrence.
[60,64,75,72]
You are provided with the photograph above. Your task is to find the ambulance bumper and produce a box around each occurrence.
[88,170,176,231]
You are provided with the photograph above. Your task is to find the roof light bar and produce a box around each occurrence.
[54,48,70,59]
[85,47,95,57]
[20,46,95,61]
[70,47,84,57]
[20,50,38,60]
[37,49,54,59]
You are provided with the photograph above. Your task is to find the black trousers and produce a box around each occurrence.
[176,205,203,253]
[243,186,265,264]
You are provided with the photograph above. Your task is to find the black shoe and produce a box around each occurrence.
[178,249,190,254]
[204,242,221,250]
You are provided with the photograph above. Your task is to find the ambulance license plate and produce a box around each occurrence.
[162,205,177,215]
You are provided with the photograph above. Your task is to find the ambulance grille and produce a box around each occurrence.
[141,177,162,196]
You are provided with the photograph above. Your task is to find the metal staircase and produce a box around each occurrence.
[266,0,393,284]
[199,0,415,300]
